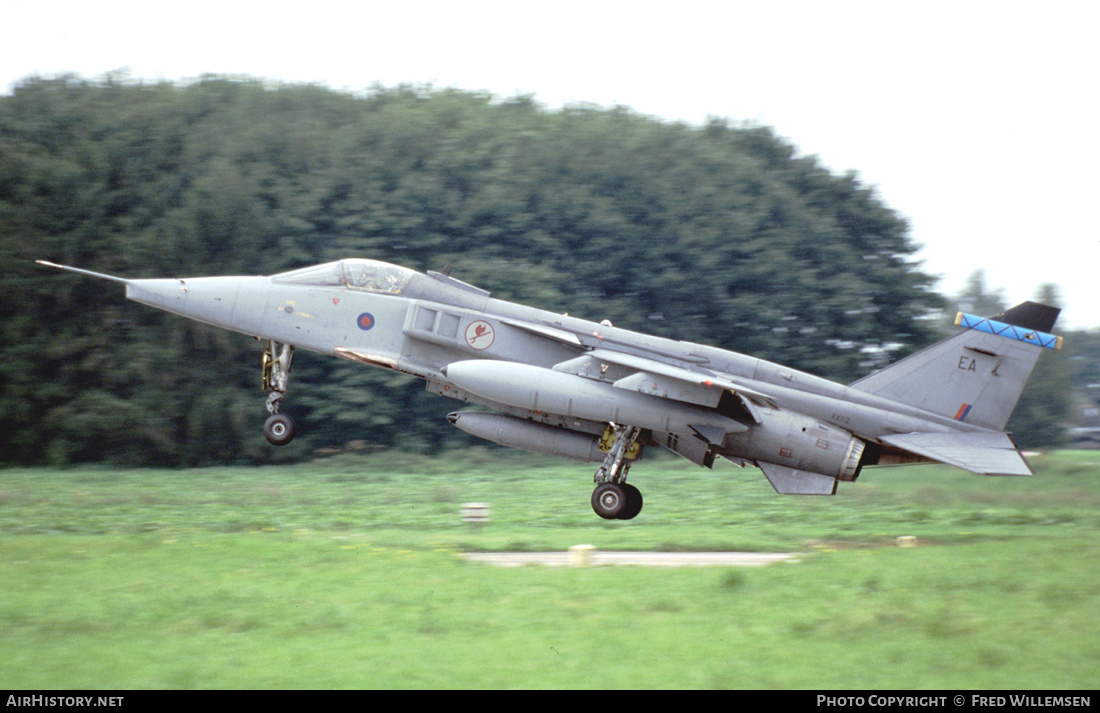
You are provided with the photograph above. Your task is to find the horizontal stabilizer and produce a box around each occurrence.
[758,462,838,495]
[880,431,1032,476]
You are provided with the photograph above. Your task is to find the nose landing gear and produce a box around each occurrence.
[262,341,295,446]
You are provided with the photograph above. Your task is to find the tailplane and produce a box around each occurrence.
[849,302,1062,431]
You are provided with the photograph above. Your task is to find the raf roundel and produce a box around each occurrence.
[357,313,375,331]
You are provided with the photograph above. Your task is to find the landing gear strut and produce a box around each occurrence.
[262,340,295,446]
[591,424,643,520]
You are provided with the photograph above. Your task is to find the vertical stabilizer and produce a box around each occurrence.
[849,302,1061,431]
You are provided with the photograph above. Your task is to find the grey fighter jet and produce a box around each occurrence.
[38,258,1063,520]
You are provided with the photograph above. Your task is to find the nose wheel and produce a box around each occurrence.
[262,341,295,445]
[264,413,295,446]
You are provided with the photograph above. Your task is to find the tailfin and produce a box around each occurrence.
[849,302,1061,431]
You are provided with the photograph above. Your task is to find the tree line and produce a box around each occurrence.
[0,75,1085,465]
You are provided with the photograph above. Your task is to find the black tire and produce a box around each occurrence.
[618,483,643,520]
[263,413,295,446]
[591,482,627,519]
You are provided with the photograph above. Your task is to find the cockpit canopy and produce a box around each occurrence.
[272,259,416,295]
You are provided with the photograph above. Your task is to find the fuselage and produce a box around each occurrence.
[122,258,980,457]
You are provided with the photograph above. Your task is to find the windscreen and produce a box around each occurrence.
[341,259,415,294]
[273,259,415,294]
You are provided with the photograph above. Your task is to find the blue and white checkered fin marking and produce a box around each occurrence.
[955,313,1063,350]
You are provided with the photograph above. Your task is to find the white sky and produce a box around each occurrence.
[3,0,1096,328]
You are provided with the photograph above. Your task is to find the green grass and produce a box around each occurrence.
[1,449,1099,688]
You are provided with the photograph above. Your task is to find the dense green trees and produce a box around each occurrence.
[2,74,1070,466]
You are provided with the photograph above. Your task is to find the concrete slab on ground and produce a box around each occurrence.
[460,551,799,568]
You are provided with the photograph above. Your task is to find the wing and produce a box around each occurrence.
[879,431,1033,476]
[561,347,779,417]
[497,317,584,347]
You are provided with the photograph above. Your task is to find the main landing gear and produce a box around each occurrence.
[591,424,644,520]
[262,340,295,446]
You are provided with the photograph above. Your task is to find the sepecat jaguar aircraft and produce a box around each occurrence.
[39,258,1062,520]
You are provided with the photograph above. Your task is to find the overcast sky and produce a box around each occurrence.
[3,0,1096,328]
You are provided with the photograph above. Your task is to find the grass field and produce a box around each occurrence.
[1,449,1098,689]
